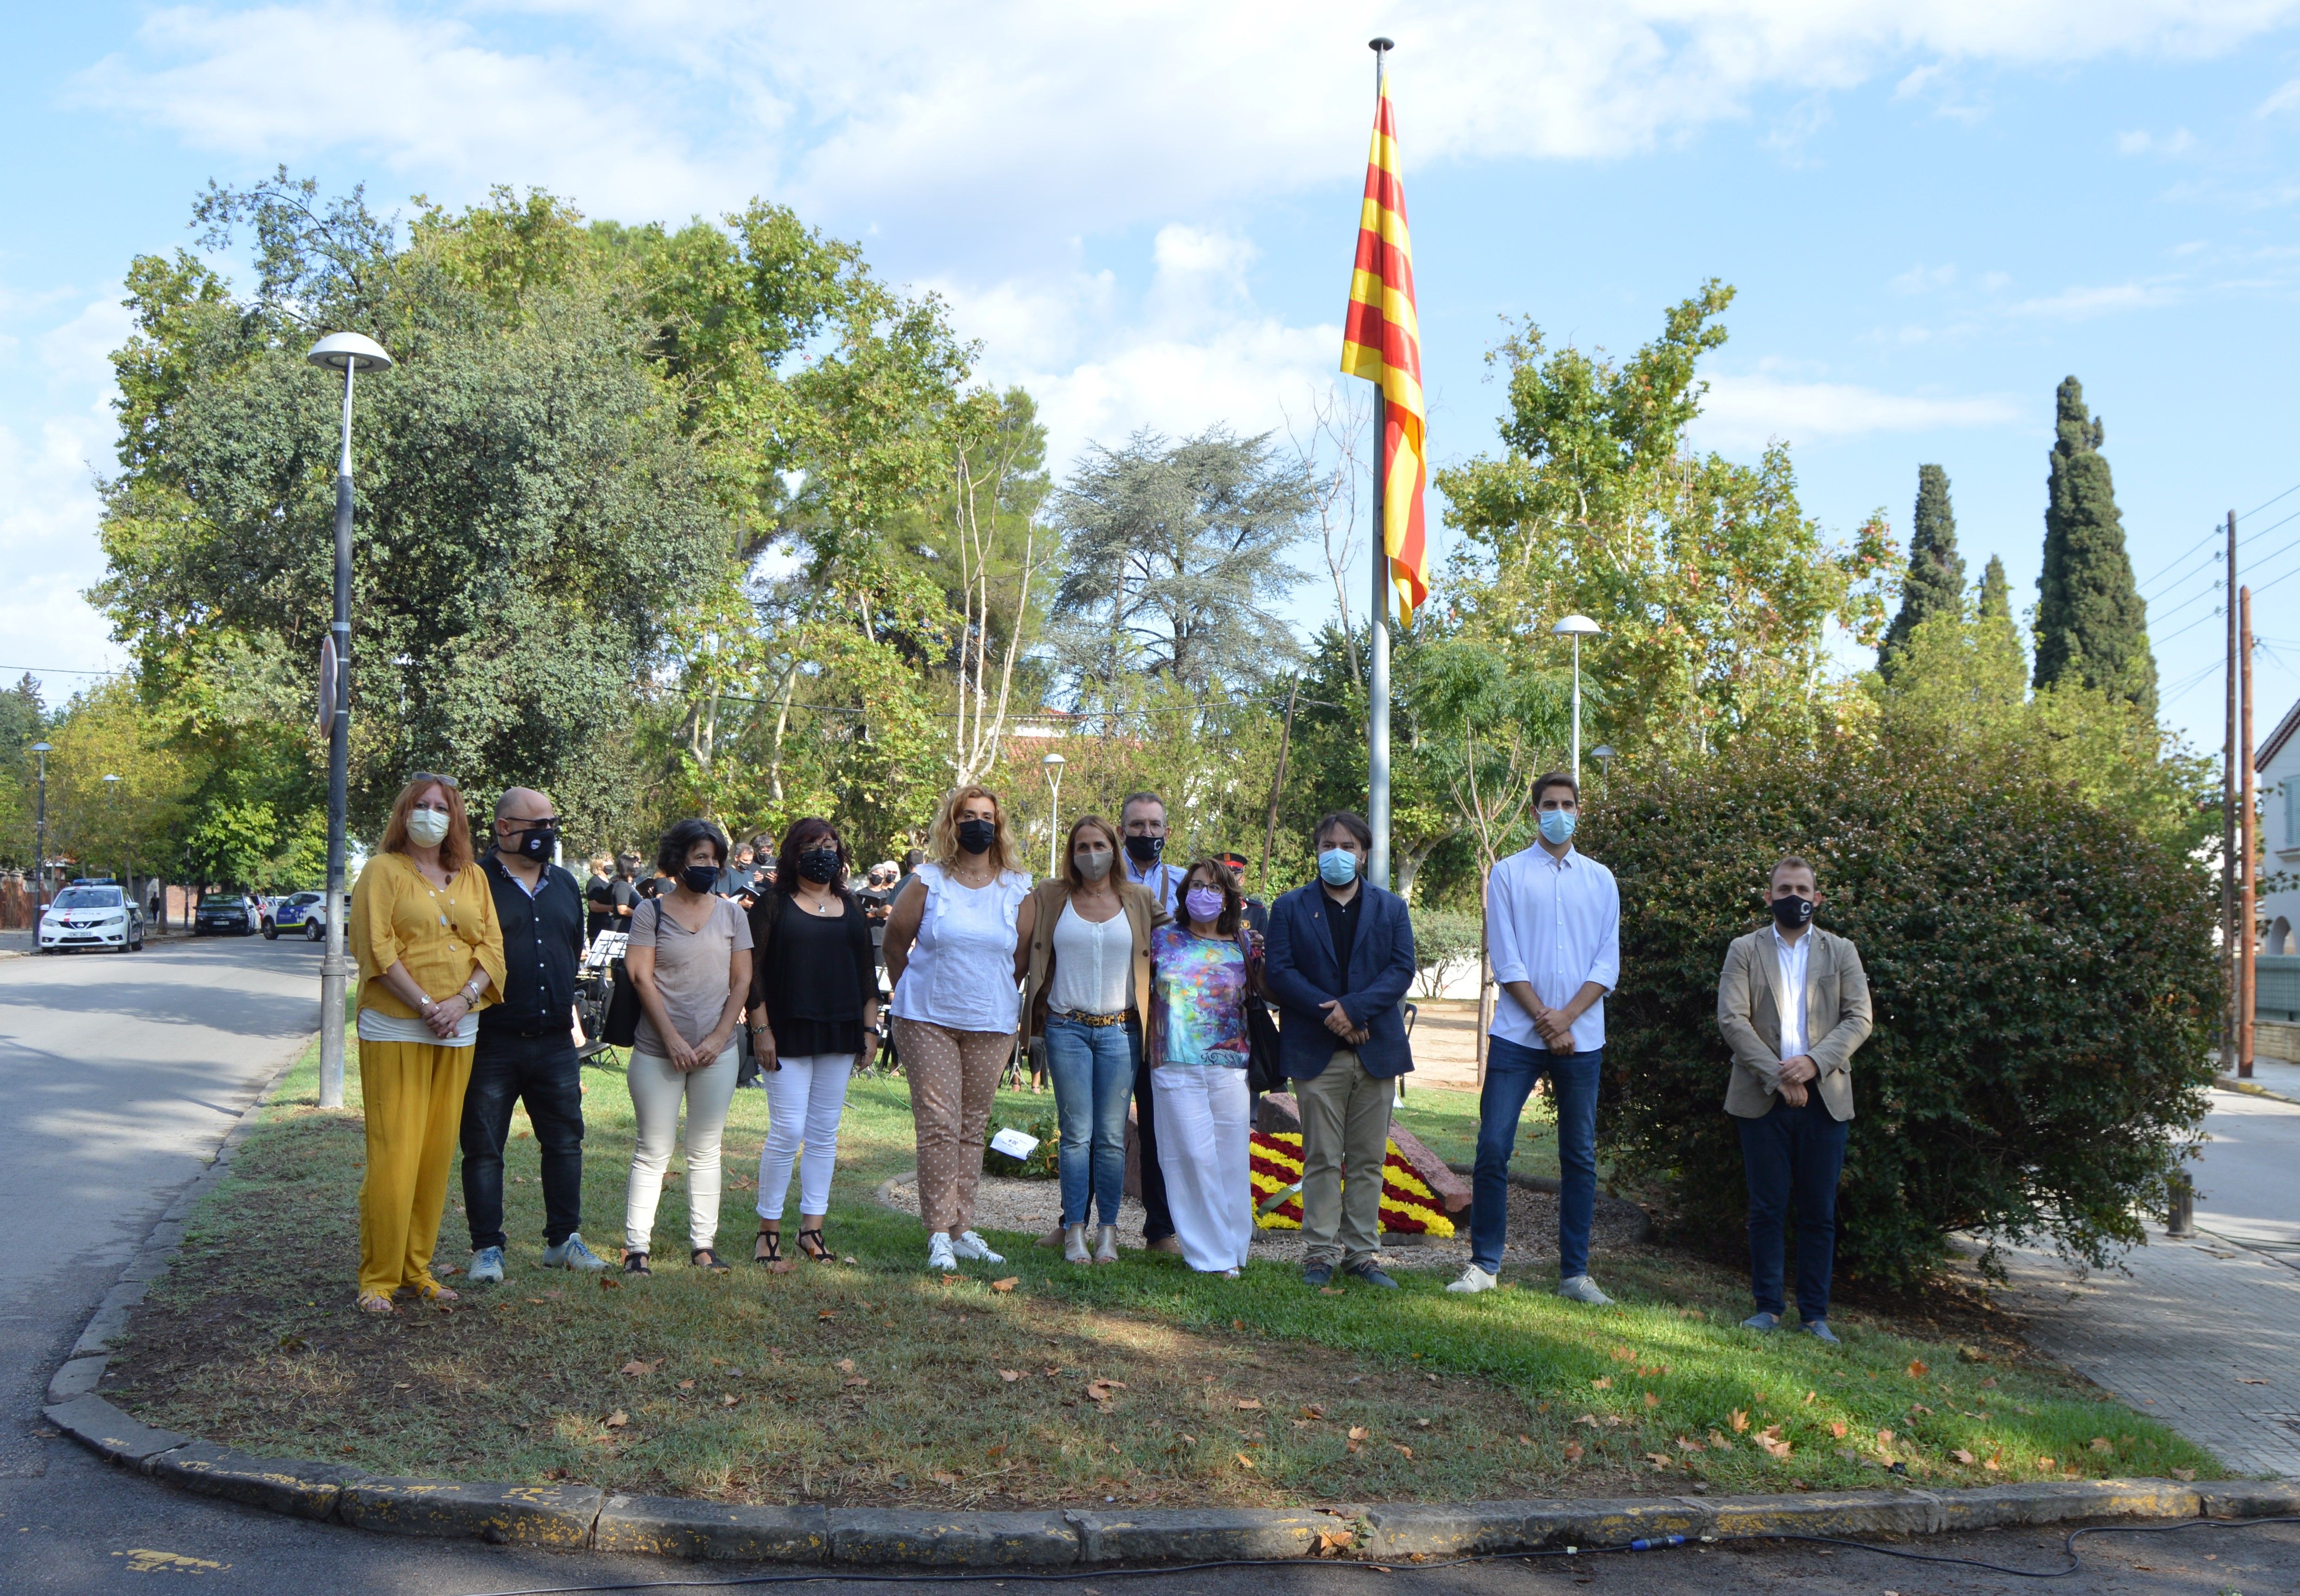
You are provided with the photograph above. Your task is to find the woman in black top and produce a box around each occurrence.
[746,817,880,1264]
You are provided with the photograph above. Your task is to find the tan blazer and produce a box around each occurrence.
[1017,878,1167,1047]
[1716,925,1871,1121]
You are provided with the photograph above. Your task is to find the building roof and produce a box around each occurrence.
[2264,694,2300,770]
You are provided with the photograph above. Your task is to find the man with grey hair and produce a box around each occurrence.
[1120,790,1187,1254]
[461,787,606,1281]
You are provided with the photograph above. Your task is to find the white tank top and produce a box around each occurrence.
[890,861,1030,1033]
[1047,899,1133,1016]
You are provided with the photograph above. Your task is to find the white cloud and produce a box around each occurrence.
[1890,262,1958,293]
[2118,126,2198,154]
[1689,373,2023,450]
[2009,279,2182,316]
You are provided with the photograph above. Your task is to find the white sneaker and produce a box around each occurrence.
[952,1230,1005,1264]
[1446,1264,1498,1294]
[926,1232,958,1271]
[1555,1274,1614,1306]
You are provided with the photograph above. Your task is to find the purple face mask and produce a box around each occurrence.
[1184,886,1225,924]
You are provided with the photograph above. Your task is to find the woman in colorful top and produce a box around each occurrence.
[1147,859,1262,1276]
[882,785,1032,1273]
[349,774,507,1314]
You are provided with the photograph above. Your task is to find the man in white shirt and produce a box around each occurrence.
[1448,772,1620,1304]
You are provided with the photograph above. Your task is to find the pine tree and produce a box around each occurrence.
[1975,555,2026,690]
[2034,377,2156,715]
[1878,463,1966,678]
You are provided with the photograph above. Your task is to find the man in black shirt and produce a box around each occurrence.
[462,787,607,1282]
[584,855,616,940]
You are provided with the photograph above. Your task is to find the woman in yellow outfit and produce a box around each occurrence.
[349,775,506,1313]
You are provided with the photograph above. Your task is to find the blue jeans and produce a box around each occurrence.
[1471,1036,1600,1279]
[1044,1015,1139,1228]
[1738,1094,1848,1322]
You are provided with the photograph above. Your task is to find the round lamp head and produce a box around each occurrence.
[305,332,393,373]
[31,741,51,754]
[1041,752,1066,768]
[1591,745,1616,765]
[1551,614,1601,637]
[103,773,121,784]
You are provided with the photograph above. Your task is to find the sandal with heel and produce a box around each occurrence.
[797,1227,832,1263]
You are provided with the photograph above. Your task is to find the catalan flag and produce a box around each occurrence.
[1340,69,1429,625]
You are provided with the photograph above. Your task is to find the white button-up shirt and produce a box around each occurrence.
[1486,843,1620,1053]
[1771,924,1810,1061]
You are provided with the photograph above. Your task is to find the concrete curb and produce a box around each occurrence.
[2218,1074,2300,1109]
[45,1035,2300,1568]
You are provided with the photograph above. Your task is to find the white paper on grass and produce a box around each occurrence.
[989,1127,1039,1160]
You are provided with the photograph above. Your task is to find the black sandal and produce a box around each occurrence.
[692,1247,730,1273]
[797,1228,831,1263]
[754,1227,782,1266]
[623,1252,651,1276]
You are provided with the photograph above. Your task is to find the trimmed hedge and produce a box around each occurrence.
[1583,732,2219,1289]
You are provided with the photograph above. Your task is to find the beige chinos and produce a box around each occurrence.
[1292,1048,1392,1268]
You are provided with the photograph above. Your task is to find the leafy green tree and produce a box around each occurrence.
[1435,284,1894,764]
[1975,554,2025,687]
[0,673,47,868]
[2035,377,2156,715]
[1878,464,1965,679]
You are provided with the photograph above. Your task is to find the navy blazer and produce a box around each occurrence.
[1263,879,1417,1080]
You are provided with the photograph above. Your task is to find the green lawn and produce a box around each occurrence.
[104,1027,2222,1510]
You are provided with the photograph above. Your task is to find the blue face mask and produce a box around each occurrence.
[1538,808,1577,846]
[1317,848,1360,886]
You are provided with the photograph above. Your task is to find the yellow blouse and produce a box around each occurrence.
[351,850,507,1020]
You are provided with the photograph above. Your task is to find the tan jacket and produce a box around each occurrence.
[1017,878,1167,1046]
[1716,925,1871,1121]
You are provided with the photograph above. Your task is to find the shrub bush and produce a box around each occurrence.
[1409,907,1483,997]
[1582,731,2218,1289]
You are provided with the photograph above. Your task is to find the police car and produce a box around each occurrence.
[264,891,325,940]
[38,881,145,954]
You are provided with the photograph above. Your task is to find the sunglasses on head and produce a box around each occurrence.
[408,772,461,790]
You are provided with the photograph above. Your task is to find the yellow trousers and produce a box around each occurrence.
[356,1038,475,1298]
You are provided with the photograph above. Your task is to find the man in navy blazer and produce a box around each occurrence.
[1264,810,1417,1289]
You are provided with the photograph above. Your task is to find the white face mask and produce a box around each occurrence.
[406,806,451,847]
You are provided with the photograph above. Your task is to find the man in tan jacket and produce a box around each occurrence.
[1716,856,1871,1343]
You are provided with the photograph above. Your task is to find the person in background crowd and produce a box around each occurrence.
[1215,850,1269,936]
[1450,772,1619,1305]
[585,855,618,941]
[883,785,1030,1273]
[1148,858,1261,1276]
[1119,791,1187,1257]
[747,817,878,1264]
[1717,856,1871,1344]
[348,774,507,1314]
[462,789,606,1282]
[1264,811,1416,1292]
[716,841,757,901]
[1017,815,1163,1265]
[620,819,754,1276]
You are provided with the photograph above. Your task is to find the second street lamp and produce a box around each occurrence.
[306,331,393,1110]
[103,773,126,901]
[1551,614,1601,783]
[1042,751,1067,875]
[31,741,51,933]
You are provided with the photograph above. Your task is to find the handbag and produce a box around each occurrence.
[1238,926,1284,1094]
[600,899,656,1048]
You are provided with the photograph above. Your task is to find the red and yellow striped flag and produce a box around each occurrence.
[1340,72,1429,625]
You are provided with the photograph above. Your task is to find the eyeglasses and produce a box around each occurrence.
[408,771,462,790]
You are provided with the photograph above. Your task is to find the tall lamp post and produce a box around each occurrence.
[1042,751,1067,876]
[306,331,394,1110]
[102,773,126,903]
[31,741,51,932]
[1551,615,1601,783]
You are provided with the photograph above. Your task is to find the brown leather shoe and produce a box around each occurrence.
[1035,1224,1066,1249]
[1147,1235,1184,1256]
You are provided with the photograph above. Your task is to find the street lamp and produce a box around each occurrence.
[103,773,127,904]
[1590,745,1616,799]
[306,330,394,1110]
[1042,751,1067,876]
[30,741,50,932]
[1551,615,1601,783]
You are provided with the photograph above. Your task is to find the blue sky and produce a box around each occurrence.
[6,1,2300,759]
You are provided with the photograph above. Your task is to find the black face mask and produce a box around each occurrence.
[955,818,997,856]
[1770,894,1816,930]
[515,823,558,861]
[1124,833,1164,866]
[797,847,840,884]
[680,863,723,894]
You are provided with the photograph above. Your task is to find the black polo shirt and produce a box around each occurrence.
[1325,887,1363,994]
[477,850,586,1042]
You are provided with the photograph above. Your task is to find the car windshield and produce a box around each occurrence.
[56,887,123,909]
[287,893,320,905]
[207,896,247,907]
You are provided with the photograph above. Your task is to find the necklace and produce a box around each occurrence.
[797,887,840,916]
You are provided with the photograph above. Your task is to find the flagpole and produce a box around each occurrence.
[1366,35,1393,893]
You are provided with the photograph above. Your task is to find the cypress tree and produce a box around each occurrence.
[2034,377,2156,715]
[1974,554,2026,693]
[1878,463,1966,678]
[1978,554,2013,624]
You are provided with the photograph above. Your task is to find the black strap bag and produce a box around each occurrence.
[600,899,657,1048]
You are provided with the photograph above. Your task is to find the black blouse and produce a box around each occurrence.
[747,889,878,1058]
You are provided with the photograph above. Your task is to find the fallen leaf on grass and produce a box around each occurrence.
[1729,1409,1750,1433]
[1951,1448,1975,1465]
[1877,1428,1895,1449]
[1086,1379,1126,1403]
[541,1289,564,1300]
[677,1380,695,1390]
[1235,1399,1263,1411]
[820,1310,839,1320]
[722,1394,741,1407]
[527,1298,547,1305]
[1319,1286,1344,1296]
[1300,1405,1325,1419]
[1574,1414,1599,1429]
[598,1275,622,1290]
[986,1443,1009,1459]
[1235,1453,1256,1470]
[991,1277,1020,1293]
[1829,1422,1848,1439]
[1906,1360,1928,1378]
[1802,1391,1816,1405]
[837,1358,856,1374]
[1591,1376,1612,1390]
[933,1472,959,1485]
[621,1360,658,1377]
[2037,1456,2054,1470]
[1413,1417,1431,1429]
[999,1370,1022,1383]
[1756,1425,1793,1460]
[1643,1392,1660,1409]
[1909,1402,1933,1416]
[1645,1452,1673,1468]
[2090,1437,2113,1453]
[1563,1442,1584,1463]
[1348,1426,1370,1441]
[1983,1458,2000,1472]
[1709,1430,1734,1451]
[1978,1377,1998,1389]
[844,1378,870,1389]
[1392,1444,1413,1459]
[1676,1436,1704,1453]
[1612,1344,1635,1361]
[2173,1467,2196,1481]
[606,1411,629,1429]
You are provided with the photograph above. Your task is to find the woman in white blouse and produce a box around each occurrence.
[882,785,1033,1273]
[1016,816,1167,1264]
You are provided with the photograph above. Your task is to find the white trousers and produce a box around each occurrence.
[624,1044,740,1253]
[1150,1064,1254,1272]
[756,1053,856,1220]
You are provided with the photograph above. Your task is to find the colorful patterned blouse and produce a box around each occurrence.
[1151,924,1249,1068]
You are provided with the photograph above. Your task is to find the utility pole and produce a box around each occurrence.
[2224,510,2239,1073]
[1365,37,1393,892]
[2240,584,2257,1080]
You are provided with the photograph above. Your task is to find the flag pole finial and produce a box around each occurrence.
[1369,36,1393,52]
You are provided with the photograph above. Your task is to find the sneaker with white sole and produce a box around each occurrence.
[543,1233,608,1271]
[951,1230,1005,1264]
[467,1245,505,1284]
[926,1232,958,1272]
[1445,1263,1498,1294]
[1555,1274,1614,1306]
